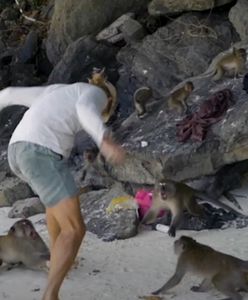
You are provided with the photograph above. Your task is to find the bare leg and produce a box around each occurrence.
[42,195,86,300]
[46,210,60,250]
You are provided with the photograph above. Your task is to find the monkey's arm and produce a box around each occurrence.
[168,212,183,237]
[152,261,186,295]
[141,208,160,225]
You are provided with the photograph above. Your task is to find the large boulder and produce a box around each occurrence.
[229,0,248,42]
[8,197,45,218]
[48,36,119,84]
[117,12,239,100]
[46,0,149,65]
[148,0,235,16]
[0,178,35,207]
[80,183,138,241]
[102,49,248,184]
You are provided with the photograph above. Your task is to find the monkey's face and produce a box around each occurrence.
[83,149,98,163]
[185,82,194,92]
[238,48,247,60]
[159,181,175,199]
[9,219,38,240]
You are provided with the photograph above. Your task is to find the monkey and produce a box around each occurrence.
[208,48,247,81]
[80,147,114,190]
[167,81,194,114]
[133,86,153,118]
[3,219,50,271]
[141,178,246,237]
[141,178,204,237]
[81,147,99,182]
[8,219,50,257]
[152,235,248,300]
[88,68,117,123]
[0,226,50,271]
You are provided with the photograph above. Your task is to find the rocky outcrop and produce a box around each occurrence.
[229,0,248,42]
[116,12,239,121]
[46,0,149,65]
[80,183,138,241]
[148,0,235,16]
[0,105,28,144]
[105,56,248,183]
[0,178,35,207]
[117,12,239,100]
[48,36,119,84]
[8,197,45,218]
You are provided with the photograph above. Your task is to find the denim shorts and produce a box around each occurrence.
[8,142,79,207]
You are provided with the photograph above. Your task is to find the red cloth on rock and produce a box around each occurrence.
[176,89,234,142]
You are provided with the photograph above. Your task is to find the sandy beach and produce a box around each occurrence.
[1,187,248,300]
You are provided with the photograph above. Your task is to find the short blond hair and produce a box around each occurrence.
[88,69,117,123]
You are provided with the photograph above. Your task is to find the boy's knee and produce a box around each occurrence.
[63,221,85,242]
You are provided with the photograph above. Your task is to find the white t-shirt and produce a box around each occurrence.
[2,82,108,158]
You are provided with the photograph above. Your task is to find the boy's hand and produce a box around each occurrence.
[100,136,126,165]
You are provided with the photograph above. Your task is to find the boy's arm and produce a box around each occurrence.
[0,86,48,111]
[76,91,125,165]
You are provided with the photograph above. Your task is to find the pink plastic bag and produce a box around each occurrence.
[134,189,167,221]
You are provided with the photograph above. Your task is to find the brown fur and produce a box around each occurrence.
[212,48,247,80]
[168,81,194,114]
[152,236,248,300]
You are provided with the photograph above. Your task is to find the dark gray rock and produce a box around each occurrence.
[96,13,135,44]
[148,0,234,16]
[117,12,240,101]
[0,7,19,21]
[48,36,119,84]
[0,0,12,11]
[99,51,248,185]
[80,183,138,241]
[16,30,39,64]
[0,179,35,207]
[46,0,149,65]
[229,0,248,42]
[8,197,45,218]
[121,18,145,44]
[0,105,28,144]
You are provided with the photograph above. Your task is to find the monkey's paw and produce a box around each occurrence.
[151,290,160,295]
[190,285,202,292]
[168,228,176,237]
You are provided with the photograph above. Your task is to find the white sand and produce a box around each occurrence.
[1,187,248,300]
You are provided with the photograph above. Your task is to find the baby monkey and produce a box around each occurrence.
[167,81,194,114]
[141,178,245,237]
[133,86,153,118]
[212,47,247,81]
[152,236,248,300]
